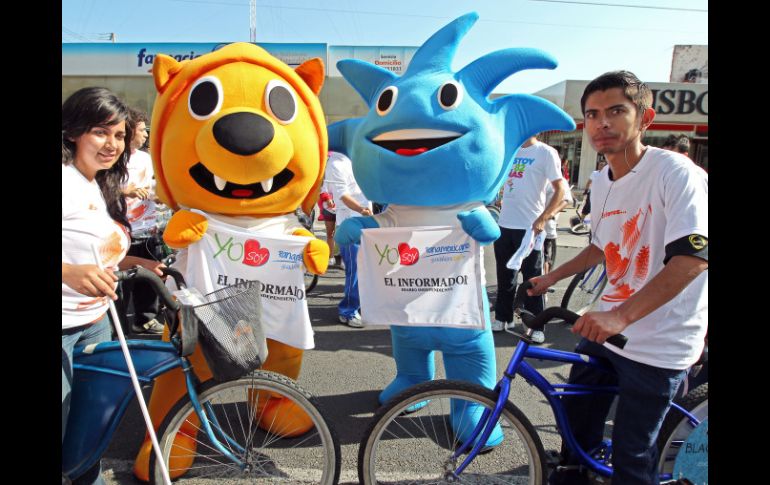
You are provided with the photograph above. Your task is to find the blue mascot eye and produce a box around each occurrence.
[188,76,224,120]
[438,80,463,110]
[376,86,398,116]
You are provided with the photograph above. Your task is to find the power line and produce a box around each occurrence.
[166,1,707,36]
[529,0,707,13]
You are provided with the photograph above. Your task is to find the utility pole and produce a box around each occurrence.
[250,0,256,43]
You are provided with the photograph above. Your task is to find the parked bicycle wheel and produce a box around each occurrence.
[304,271,319,293]
[656,382,708,478]
[150,371,340,484]
[561,263,607,315]
[569,222,591,235]
[358,380,546,485]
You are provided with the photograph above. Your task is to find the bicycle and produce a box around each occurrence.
[357,282,705,484]
[62,267,340,484]
[560,262,607,315]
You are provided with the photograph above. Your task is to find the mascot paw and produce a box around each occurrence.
[292,229,330,274]
[457,208,500,245]
[162,210,208,249]
[133,422,199,481]
[303,237,330,274]
[258,397,314,437]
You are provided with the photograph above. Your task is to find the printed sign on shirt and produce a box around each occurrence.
[358,226,484,329]
[184,219,314,349]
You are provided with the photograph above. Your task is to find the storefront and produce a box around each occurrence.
[533,80,708,189]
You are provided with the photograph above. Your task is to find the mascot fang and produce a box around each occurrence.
[329,12,575,449]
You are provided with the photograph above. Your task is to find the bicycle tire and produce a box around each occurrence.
[304,272,319,293]
[486,204,501,224]
[358,380,547,484]
[656,382,708,478]
[149,370,341,484]
[569,223,591,235]
[561,264,607,315]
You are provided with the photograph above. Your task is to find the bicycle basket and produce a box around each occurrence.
[192,284,267,382]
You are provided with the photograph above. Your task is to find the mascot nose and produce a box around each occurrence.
[213,112,275,156]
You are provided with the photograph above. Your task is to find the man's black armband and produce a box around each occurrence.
[664,234,708,264]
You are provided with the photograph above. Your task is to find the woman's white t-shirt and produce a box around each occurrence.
[62,164,130,329]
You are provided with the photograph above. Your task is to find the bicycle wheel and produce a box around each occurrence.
[569,222,590,235]
[656,382,708,477]
[150,370,340,484]
[304,272,319,293]
[561,264,607,315]
[486,204,501,224]
[358,380,546,484]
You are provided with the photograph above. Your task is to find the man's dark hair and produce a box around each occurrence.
[661,134,679,149]
[675,135,690,154]
[580,70,653,116]
[130,107,148,126]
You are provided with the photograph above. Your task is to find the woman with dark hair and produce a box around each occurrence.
[61,87,164,484]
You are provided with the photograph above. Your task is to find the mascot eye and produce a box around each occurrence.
[438,80,463,110]
[376,86,398,116]
[265,80,298,124]
[188,76,224,120]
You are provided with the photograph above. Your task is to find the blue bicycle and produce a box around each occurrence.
[62,267,340,484]
[358,282,705,484]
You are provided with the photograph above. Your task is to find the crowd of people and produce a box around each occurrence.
[62,67,706,484]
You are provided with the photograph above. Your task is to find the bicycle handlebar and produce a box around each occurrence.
[515,281,627,349]
[115,267,180,312]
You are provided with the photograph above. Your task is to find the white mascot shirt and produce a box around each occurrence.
[178,210,314,350]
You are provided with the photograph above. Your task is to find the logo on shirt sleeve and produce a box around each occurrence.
[688,235,707,251]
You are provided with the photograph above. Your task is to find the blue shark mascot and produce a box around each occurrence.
[329,12,575,447]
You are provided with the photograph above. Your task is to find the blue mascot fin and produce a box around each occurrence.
[406,12,479,74]
[328,118,362,156]
[498,94,577,148]
[458,48,559,98]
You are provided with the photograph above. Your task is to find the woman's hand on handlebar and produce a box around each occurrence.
[62,263,119,300]
[526,274,557,296]
[119,255,166,276]
[573,310,630,345]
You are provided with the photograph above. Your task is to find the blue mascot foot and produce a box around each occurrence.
[450,399,504,450]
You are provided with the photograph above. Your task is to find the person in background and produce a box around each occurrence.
[318,160,340,267]
[543,178,573,275]
[492,134,565,344]
[118,108,165,335]
[62,87,165,485]
[324,151,372,328]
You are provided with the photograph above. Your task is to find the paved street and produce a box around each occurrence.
[100,208,593,484]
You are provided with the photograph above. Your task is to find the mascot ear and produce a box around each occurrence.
[153,54,182,93]
[295,58,325,95]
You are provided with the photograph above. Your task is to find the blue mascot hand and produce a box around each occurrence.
[334,216,380,245]
[457,208,501,245]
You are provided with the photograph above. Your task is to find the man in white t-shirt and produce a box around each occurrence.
[529,71,708,485]
[325,151,372,327]
[492,135,565,342]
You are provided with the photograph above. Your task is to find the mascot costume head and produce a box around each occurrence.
[151,42,327,218]
[328,12,575,454]
[133,43,328,482]
[328,12,575,206]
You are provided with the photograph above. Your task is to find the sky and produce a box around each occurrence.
[61,0,708,94]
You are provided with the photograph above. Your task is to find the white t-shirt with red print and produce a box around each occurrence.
[590,147,707,370]
[62,164,130,329]
[124,149,157,235]
[498,141,564,230]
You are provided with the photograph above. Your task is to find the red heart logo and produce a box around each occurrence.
[243,239,270,267]
[397,243,419,266]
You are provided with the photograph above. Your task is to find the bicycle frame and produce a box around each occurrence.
[62,338,247,480]
[579,265,606,294]
[450,338,699,480]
